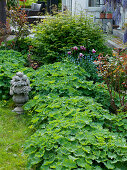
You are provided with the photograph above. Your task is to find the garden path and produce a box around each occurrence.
[106,29,127,50]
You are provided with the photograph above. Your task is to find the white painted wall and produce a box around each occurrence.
[62,0,103,19]
[125,9,127,24]
[72,0,88,15]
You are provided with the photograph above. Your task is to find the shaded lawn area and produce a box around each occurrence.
[0,104,31,169]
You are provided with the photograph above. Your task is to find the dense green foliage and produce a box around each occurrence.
[0,50,30,99]
[23,62,127,169]
[30,13,111,64]
[0,38,32,55]
[19,0,36,7]
[0,50,126,170]
[0,50,119,109]
[7,0,18,9]
[27,62,119,111]
[24,96,127,170]
[66,49,102,82]
[1,13,112,65]
[0,2,126,168]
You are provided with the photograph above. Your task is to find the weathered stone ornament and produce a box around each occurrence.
[10,72,31,114]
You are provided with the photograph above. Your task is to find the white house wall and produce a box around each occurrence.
[125,9,127,24]
[63,0,104,19]
[121,8,127,28]
[72,0,88,15]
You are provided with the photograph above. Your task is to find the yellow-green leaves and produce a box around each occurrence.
[23,62,127,169]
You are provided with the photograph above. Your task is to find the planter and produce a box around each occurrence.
[113,25,119,29]
[107,13,112,19]
[100,13,106,19]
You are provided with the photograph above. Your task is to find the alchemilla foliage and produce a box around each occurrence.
[24,62,127,170]
[26,61,120,111]
[0,50,27,99]
[0,50,126,170]
[0,10,126,170]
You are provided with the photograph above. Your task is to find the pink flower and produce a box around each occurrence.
[68,51,71,55]
[78,53,84,58]
[80,46,86,51]
[72,46,78,51]
[92,49,96,53]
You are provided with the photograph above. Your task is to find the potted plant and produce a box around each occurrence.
[100,10,106,19]
[107,11,112,19]
[106,6,113,19]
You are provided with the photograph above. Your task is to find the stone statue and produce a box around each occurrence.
[10,72,31,114]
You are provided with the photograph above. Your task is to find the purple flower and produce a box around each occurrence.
[80,46,86,51]
[92,49,96,53]
[78,53,84,58]
[68,51,71,55]
[72,46,78,51]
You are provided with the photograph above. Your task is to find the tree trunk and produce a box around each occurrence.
[0,0,6,29]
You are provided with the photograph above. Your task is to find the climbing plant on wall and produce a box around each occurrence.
[104,0,127,25]
[104,0,127,43]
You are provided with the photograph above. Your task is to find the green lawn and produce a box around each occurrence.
[0,104,31,169]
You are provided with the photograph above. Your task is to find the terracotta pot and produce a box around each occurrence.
[107,13,112,19]
[100,13,106,19]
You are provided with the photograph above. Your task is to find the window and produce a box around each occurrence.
[89,0,101,7]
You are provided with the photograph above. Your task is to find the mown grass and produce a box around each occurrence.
[0,104,31,170]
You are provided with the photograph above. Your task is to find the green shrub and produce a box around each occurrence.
[24,95,127,169]
[27,61,119,111]
[30,13,111,64]
[0,38,32,55]
[19,0,37,7]
[0,50,31,99]
[7,0,18,9]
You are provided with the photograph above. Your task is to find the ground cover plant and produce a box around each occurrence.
[0,50,126,169]
[24,96,127,170]
[23,61,127,169]
[0,104,31,169]
[26,61,120,111]
[0,50,33,100]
